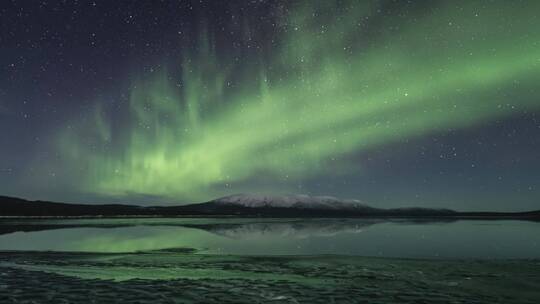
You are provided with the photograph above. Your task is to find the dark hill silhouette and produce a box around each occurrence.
[1,194,539,219]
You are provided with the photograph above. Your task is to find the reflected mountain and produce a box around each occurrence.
[200,220,379,239]
[0,217,455,237]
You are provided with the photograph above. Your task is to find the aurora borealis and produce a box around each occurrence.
[1,0,540,209]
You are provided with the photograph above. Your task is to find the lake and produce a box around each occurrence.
[2,218,540,303]
[1,218,539,258]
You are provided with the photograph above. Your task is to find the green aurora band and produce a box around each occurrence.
[56,1,540,202]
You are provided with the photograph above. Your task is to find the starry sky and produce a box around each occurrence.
[1,0,539,211]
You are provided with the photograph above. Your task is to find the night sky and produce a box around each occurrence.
[1,0,539,211]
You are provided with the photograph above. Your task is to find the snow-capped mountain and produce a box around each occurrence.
[210,193,374,210]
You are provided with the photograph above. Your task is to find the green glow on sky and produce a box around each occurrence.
[58,1,540,202]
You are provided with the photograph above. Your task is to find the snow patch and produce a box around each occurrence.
[211,194,372,210]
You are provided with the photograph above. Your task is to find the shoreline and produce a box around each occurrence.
[1,214,539,219]
[2,250,539,303]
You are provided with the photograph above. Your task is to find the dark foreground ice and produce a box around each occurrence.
[1,251,539,304]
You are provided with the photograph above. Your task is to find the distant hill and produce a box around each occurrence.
[187,194,457,217]
[1,194,539,219]
[0,195,147,216]
[211,194,373,210]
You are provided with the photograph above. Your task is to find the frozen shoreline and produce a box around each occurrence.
[1,251,539,303]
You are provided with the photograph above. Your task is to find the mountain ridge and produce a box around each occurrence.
[0,194,538,219]
[210,193,373,210]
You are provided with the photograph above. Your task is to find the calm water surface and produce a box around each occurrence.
[0,218,538,259]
